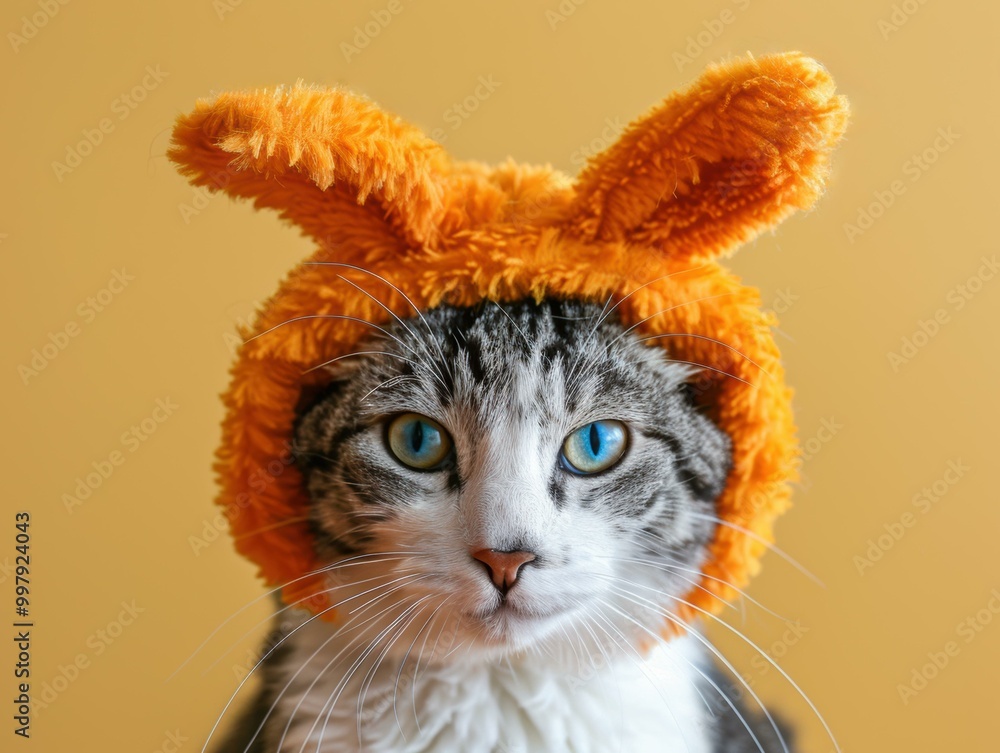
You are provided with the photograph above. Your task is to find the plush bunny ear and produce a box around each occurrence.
[168,83,451,249]
[565,53,849,263]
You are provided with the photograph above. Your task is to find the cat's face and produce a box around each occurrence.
[293,299,731,657]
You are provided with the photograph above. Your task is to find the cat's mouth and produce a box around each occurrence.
[467,596,568,624]
[461,597,578,650]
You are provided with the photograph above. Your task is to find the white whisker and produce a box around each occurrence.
[167,552,414,681]
[302,350,419,375]
[638,332,772,377]
[596,594,770,753]
[689,512,825,587]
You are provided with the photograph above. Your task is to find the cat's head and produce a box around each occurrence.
[292,298,731,653]
[169,52,848,646]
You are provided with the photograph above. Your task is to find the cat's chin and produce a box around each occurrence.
[463,599,574,653]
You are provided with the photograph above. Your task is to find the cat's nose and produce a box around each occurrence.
[471,548,537,594]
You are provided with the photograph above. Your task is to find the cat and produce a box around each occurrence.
[167,51,849,753]
[212,298,792,753]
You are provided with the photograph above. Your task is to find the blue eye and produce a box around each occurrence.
[561,420,628,474]
[387,413,453,470]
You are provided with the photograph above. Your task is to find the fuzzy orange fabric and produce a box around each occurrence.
[169,52,848,632]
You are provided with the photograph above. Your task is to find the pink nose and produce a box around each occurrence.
[471,548,537,594]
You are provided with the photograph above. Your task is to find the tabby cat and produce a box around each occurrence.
[168,52,848,753]
[215,299,791,752]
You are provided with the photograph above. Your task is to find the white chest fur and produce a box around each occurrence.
[262,612,716,753]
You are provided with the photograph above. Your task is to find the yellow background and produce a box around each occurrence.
[3,1,998,751]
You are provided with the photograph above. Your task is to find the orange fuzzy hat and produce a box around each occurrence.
[169,52,848,630]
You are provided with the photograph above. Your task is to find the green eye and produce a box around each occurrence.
[387,413,453,470]
[561,420,628,474]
